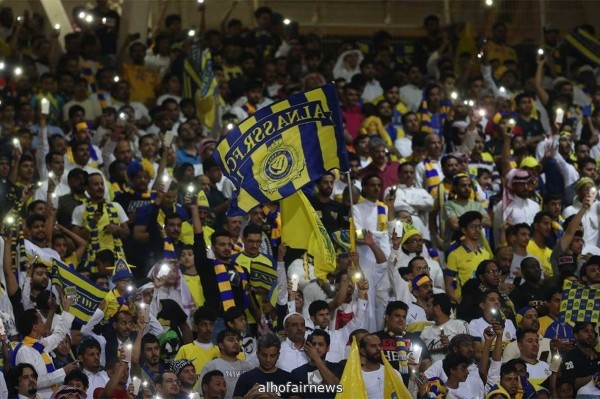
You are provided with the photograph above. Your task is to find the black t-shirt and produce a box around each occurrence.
[374,330,431,385]
[560,345,600,381]
[309,196,343,232]
[289,360,346,399]
[509,282,548,312]
[515,116,545,140]
[233,367,292,398]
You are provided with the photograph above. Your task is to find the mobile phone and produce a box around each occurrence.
[291,274,299,291]
[555,108,564,124]
[0,317,5,336]
[64,286,77,302]
[121,343,132,363]
[164,131,175,148]
[537,48,545,61]
[41,98,50,115]
[138,302,150,323]
[549,352,561,373]
[12,138,21,152]
[161,175,172,193]
[157,263,170,279]
[490,307,505,325]
[132,377,142,395]
[411,344,422,364]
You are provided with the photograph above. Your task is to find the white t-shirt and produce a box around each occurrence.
[468,317,516,347]
[362,365,402,399]
[578,380,600,397]
[424,360,483,399]
[420,319,470,363]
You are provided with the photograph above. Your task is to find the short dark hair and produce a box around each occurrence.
[156,370,178,385]
[141,333,159,350]
[224,306,246,324]
[479,289,500,304]
[16,309,40,336]
[442,353,470,377]
[193,306,217,325]
[407,256,426,271]
[308,300,329,317]
[77,337,101,357]
[211,230,231,245]
[533,211,553,225]
[242,223,263,238]
[459,211,482,230]
[64,369,89,389]
[201,370,224,389]
[307,329,331,346]
[516,328,539,343]
[433,293,451,316]
[385,301,408,316]
[573,322,596,334]
[217,329,240,344]
[26,213,46,229]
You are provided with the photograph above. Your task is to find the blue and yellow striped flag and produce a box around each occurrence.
[183,45,218,99]
[560,279,600,324]
[280,190,337,281]
[565,28,600,66]
[212,84,349,214]
[51,259,109,324]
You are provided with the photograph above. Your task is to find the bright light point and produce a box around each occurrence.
[188,30,196,37]
[291,274,298,279]
[78,12,86,19]
[12,138,18,145]
[354,272,361,280]
[538,48,544,56]
[51,193,57,198]
[478,109,486,117]
[468,100,474,107]
[283,18,291,25]
[499,86,506,93]
[187,184,195,193]
[127,285,134,292]
[226,123,234,130]
[113,76,120,82]
[485,0,493,6]
[450,91,458,100]
[508,119,515,126]
[161,174,168,182]
[477,53,483,59]
[0,62,5,70]
[85,15,93,23]
[102,18,107,24]
[14,67,22,76]
[5,216,14,224]
[54,23,60,30]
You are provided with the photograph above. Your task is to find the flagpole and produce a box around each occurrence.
[346,170,356,254]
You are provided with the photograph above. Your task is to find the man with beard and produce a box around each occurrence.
[407,274,434,327]
[135,334,165,392]
[201,371,227,399]
[276,313,308,373]
[224,216,244,255]
[233,333,291,399]
[200,330,252,399]
[357,138,400,197]
[510,257,548,312]
[559,322,600,391]
[359,334,402,399]
[10,363,41,399]
[309,173,342,232]
[167,359,197,398]
[22,262,51,310]
[289,330,345,398]
[56,168,88,227]
[71,173,129,269]
[374,301,431,385]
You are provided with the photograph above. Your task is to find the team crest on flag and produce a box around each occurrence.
[212,84,348,214]
[560,279,600,323]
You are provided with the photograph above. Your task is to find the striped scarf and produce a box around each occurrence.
[214,260,249,311]
[384,328,409,374]
[376,202,388,231]
[231,239,244,254]
[81,59,98,93]
[97,92,109,109]
[423,160,442,193]
[241,102,256,116]
[80,201,125,270]
[419,99,449,135]
[11,336,56,374]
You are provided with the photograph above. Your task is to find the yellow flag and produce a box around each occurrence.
[280,190,337,280]
[335,337,367,399]
[382,348,412,399]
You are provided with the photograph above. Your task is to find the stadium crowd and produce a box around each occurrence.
[0,0,598,398]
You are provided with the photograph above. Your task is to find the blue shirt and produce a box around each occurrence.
[176,148,201,165]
